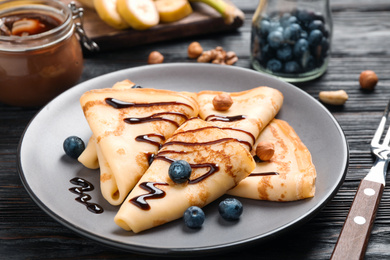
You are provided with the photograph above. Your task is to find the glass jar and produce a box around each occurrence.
[251,0,332,82]
[0,0,98,107]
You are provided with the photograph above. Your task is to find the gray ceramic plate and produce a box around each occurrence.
[18,63,348,256]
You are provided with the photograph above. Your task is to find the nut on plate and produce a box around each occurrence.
[319,90,348,105]
[187,42,203,59]
[148,51,164,64]
[256,141,275,161]
[212,93,233,111]
[359,70,378,90]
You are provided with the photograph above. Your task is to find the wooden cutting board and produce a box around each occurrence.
[62,0,244,51]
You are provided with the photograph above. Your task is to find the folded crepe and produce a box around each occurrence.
[197,86,284,151]
[227,119,316,201]
[79,83,199,205]
[78,80,139,169]
[114,118,256,233]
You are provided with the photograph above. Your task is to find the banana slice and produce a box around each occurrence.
[155,0,193,23]
[94,0,130,30]
[117,0,159,30]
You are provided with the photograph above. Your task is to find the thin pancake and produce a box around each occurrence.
[227,119,316,201]
[79,85,199,205]
[197,86,283,150]
[114,118,255,233]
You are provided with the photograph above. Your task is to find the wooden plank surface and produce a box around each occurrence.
[62,0,244,51]
[1,0,390,259]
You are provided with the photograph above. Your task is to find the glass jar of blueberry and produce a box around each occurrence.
[251,0,332,82]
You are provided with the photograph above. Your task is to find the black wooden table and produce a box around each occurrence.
[1,0,390,259]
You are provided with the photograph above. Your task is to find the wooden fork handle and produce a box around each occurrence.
[331,179,384,260]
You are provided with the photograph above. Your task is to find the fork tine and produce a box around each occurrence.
[372,99,390,145]
[383,124,390,145]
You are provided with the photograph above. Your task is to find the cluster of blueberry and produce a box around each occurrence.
[183,198,243,229]
[169,160,244,229]
[251,8,330,75]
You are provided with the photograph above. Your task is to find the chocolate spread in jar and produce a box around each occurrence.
[0,3,84,107]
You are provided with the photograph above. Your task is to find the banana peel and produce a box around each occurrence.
[189,0,244,24]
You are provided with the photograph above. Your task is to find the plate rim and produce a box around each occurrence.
[17,63,349,256]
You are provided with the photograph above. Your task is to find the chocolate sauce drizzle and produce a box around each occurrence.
[163,137,252,151]
[124,112,188,128]
[69,177,104,214]
[203,114,255,146]
[130,182,168,210]
[105,97,193,110]
[106,97,192,162]
[154,155,220,184]
[205,114,246,122]
[135,133,165,149]
[249,172,279,176]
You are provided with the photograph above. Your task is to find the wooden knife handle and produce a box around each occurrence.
[331,179,384,260]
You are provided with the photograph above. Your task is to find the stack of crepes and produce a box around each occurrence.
[78,79,316,233]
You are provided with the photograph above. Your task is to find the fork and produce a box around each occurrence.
[331,100,390,260]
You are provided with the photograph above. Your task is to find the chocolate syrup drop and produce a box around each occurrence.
[69,177,104,214]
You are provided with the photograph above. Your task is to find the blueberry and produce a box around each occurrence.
[296,9,315,26]
[313,11,325,22]
[131,85,142,88]
[301,54,316,71]
[63,136,85,159]
[218,198,243,221]
[266,59,283,72]
[320,38,330,57]
[285,61,301,73]
[280,14,299,28]
[183,206,205,228]
[286,16,298,26]
[168,160,192,184]
[276,44,293,61]
[308,29,323,46]
[259,43,275,62]
[269,21,282,32]
[293,38,309,57]
[283,23,301,42]
[260,19,271,36]
[308,20,325,33]
[300,30,308,39]
[279,13,291,27]
[267,30,284,49]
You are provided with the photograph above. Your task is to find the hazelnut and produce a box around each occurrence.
[188,42,203,59]
[223,50,238,66]
[256,142,275,161]
[359,70,378,90]
[212,93,233,111]
[319,90,348,105]
[148,51,164,64]
[197,50,213,63]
